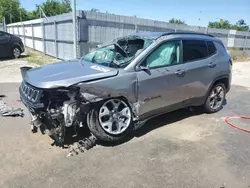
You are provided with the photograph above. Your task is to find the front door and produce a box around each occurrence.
[136,40,191,119]
[0,32,11,57]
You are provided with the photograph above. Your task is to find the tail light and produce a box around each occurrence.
[229,58,233,66]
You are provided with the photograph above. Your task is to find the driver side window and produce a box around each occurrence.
[146,40,181,68]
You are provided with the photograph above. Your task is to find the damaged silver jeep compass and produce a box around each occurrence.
[19,32,232,144]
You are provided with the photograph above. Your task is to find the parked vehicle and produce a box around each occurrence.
[19,32,232,144]
[0,31,25,58]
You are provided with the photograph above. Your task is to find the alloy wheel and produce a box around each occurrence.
[98,99,132,135]
[13,48,21,58]
[209,85,225,110]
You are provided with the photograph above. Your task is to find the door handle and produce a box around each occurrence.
[175,69,186,76]
[208,62,216,68]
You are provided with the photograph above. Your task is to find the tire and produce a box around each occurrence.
[12,46,21,58]
[204,83,226,113]
[87,98,133,142]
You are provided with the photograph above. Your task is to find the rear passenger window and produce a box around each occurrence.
[183,40,208,62]
[207,41,217,55]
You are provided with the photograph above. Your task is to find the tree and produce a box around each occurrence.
[208,19,249,31]
[233,19,249,31]
[208,20,231,29]
[90,8,100,12]
[0,0,72,23]
[33,0,72,18]
[169,18,186,25]
[0,0,21,23]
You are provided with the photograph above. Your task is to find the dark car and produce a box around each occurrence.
[0,31,25,58]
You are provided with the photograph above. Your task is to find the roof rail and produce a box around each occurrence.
[160,32,214,38]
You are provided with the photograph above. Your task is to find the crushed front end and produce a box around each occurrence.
[19,79,86,145]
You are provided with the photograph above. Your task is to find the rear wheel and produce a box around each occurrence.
[204,83,226,113]
[88,98,133,142]
[13,46,21,58]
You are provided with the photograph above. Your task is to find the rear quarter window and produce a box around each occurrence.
[207,41,217,55]
[183,40,208,62]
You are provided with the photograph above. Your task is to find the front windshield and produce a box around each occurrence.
[82,37,153,68]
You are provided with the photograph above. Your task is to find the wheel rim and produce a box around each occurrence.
[13,48,20,58]
[209,85,225,110]
[98,99,132,135]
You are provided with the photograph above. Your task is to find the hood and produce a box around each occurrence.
[22,60,118,89]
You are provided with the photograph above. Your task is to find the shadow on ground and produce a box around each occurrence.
[0,55,29,61]
[58,107,203,148]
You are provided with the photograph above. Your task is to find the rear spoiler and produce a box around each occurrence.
[20,66,32,78]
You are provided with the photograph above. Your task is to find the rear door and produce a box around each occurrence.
[136,40,192,118]
[0,32,11,57]
[180,39,216,103]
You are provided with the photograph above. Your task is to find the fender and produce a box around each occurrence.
[205,74,231,99]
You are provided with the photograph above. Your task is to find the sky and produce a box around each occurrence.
[20,0,250,27]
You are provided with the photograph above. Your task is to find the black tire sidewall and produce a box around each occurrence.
[87,99,133,142]
[204,83,226,113]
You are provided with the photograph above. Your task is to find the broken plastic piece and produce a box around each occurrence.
[0,99,24,117]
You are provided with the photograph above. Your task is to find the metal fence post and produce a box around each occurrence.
[122,19,124,36]
[17,25,19,36]
[42,22,46,54]
[31,23,34,49]
[134,16,138,33]
[54,20,58,58]
[22,24,26,46]
[72,0,77,58]
[76,16,80,58]
[227,31,230,49]
[244,31,247,51]
[2,17,6,32]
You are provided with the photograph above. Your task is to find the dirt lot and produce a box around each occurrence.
[1,57,250,188]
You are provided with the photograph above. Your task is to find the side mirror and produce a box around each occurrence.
[139,65,149,71]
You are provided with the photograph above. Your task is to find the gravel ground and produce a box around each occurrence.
[0,58,33,83]
[1,58,250,188]
[0,51,59,83]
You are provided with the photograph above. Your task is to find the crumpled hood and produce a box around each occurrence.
[22,60,118,89]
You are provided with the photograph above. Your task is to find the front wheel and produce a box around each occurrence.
[204,83,226,113]
[88,98,133,142]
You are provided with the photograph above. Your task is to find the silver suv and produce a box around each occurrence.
[19,32,232,144]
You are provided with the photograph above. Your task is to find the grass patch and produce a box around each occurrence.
[21,48,59,65]
[229,48,249,62]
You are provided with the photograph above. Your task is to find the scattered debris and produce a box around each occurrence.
[0,98,24,117]
[67,133,97,157]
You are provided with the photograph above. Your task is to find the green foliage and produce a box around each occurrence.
[34,0,72,17]
[0,0,21,23]
[90,8,100,12]
[0,0,72,23]
[169,18,186,25]
[243,50,249,59]
[229,47,239,60]
[230,48,249,61]
[208,19,249,31]
[208,20,231,29]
